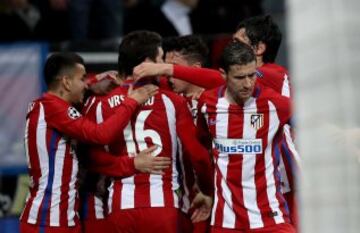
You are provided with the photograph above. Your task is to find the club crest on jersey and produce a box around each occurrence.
[250,113,264,130]
[67,107,81,119]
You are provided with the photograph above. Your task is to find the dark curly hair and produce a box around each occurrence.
[163,35,209,66]
[236,15,282,63]
[118,30,162,76]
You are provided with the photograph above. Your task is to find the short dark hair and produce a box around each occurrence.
[236,15,282,63]
[220,41,256,73]
[163,35,209,66]
[118,30,162,76]
[44,52,84,88]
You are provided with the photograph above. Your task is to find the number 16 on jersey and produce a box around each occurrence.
[124,110,163,156]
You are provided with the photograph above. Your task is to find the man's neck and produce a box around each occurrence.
[224,88,247,106]
[256,56,264,67]
[47,89,71,103]
[184,85,203,97]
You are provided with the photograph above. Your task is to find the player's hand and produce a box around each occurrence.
[95,70,119,82]
[190,192,213,223]
[187,89,204,101]
[133,62,173,82]
[134,146,171,175]
[88,71,121,95]
[127,84,158,104]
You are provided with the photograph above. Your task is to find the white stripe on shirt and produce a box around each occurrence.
[265,101,284,224]
[162,95,179,208]
[215,97,236,228]
[242,97,264,229]
[49,138,66,226]
[67,149,78,226]
[28,103,49,224]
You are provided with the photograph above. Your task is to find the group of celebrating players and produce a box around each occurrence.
[20,15,300,233]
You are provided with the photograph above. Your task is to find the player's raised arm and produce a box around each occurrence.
[48,84,158,145]
[133,62,225,89]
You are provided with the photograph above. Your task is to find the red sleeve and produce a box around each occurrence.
[47,97,138,145]
[173,65,225,89]
[176,98,214,196]
[257,67,292,98]
[87,146,136,177]
[263,88,292,126]
[276,96,292,126]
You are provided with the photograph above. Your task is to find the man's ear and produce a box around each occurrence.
[219,68,226,80]
[254,42,266,56]
[61,75,72,91]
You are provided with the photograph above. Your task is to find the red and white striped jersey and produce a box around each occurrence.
[197,85,291,230]
[80,91,203,219]
[79,173,110,221]
[78,95,116,221]
[173,64,300,195]
[174,63,300,198]
[82,193,108,220]
[257,64,300,194]
[178,96,198,214]
[87,85,213,213]
[20,93,138,227]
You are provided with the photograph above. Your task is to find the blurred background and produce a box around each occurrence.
[1,0,360,233]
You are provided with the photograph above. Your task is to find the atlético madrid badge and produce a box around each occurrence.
[250,114,264,130]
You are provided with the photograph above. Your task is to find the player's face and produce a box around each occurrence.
[233,28,251,46]
[226,61,256,104]
[169,77,189,94]
[68,63,88,104]
[165,51,191,94]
